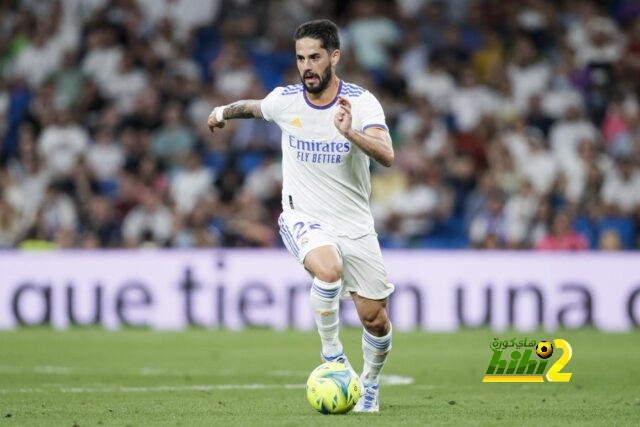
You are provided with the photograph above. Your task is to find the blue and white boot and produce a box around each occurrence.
[353,381,379,413]
[321,350,354,371]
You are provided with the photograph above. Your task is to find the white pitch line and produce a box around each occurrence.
[0,376,416,394]
[268,370,415,386]
[0,365,415,390]
[0,365,80,375]
[0,366,414,384]
[0,384,305,394]
[268,369,309,376]
[33,366,74,374]
[0,365,235,377]
[378,374,414,385]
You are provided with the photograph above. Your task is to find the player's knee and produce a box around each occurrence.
[362,309,390,337]
[314,264,342,283]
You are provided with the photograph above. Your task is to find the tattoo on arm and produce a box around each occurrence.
[223,100,263,120]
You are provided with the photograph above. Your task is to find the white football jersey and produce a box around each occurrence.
[261,80,387,238]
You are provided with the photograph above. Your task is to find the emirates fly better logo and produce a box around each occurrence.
[483,338,573,383]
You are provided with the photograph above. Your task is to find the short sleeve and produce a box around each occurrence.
[260,87,284,122]
[357,91,388,132]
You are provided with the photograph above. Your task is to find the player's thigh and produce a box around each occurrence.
[341,234,394,300]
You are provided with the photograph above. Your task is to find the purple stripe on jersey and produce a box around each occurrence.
[282,85,303,95]
[303,80,343,110]
[341,86,365,95]
[341,91,365,98]
[362,123,388,131]
[343,82,364,90]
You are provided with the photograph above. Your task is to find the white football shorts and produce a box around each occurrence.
[278,209,394,300]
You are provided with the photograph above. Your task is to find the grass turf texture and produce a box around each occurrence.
[1,328,639,426]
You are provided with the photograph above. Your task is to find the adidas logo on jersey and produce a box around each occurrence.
[290,117,303,127]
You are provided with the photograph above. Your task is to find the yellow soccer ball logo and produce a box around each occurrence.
[306,362,360,414]
[536,341,554,359]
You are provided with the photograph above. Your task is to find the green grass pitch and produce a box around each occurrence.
[1,328,639,426]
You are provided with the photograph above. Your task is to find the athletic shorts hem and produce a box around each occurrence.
[342,283,395,300]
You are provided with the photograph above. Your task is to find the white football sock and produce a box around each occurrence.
[309,277,343,357]
[361,323,392,384]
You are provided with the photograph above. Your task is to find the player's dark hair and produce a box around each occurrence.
[294,19,340,53]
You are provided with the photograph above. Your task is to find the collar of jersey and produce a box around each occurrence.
[303,79,343,110]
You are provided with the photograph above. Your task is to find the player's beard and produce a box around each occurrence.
[301,65,332,94]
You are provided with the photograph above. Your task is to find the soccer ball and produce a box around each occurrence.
[306,362,360,414]
[536,341,554,359]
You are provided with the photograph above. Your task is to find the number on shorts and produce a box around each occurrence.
[292,221,322,240]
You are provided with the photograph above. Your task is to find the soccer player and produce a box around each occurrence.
[207,19,394,412]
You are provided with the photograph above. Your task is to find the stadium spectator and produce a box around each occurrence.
[408,53,456,113]
[347,0,400,74]
[0,194,17,248]
[52,50,85,109]
[535,210,589,251]
[81,26,123,96]
[387,169,439,241]
[38,109,89,178]
[105,52,148,114]
[507,35,550,113]
[86,127,125,182]
[122,187,172,247]
[599,228,623,250]
[503,180,539,248]
[469,190,507,249]
[39,181,79,241]
[11,24,63,88]
[84,195,120,248]
[601,157,640,215]
[151,102,196,164]
[170,151,214,216]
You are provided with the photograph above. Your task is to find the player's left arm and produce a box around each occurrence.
[334,96,394,167]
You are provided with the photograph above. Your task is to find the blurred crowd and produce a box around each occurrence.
[1,0,640,250]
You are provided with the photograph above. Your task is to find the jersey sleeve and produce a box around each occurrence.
[357,91,388,132]
[260,87,284,122]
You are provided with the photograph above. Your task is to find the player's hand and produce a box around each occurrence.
[334,96,352,136]
[207,107,226,132]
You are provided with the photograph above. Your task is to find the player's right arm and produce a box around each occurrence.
[208,86,286,132]
[207,100,263,132]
